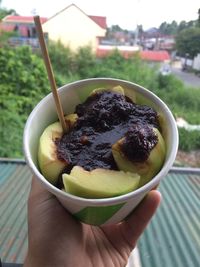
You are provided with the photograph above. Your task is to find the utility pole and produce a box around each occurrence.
[134,0,140,46]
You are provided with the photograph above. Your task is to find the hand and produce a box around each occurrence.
[24,176,161,267]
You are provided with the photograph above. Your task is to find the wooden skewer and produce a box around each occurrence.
[34,15,67,133]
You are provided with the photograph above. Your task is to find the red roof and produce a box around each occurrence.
[96,48,135,59]
[2,16,48,24]
[96,48,170,61]
[140,50,170,61]
[89,15,107,29]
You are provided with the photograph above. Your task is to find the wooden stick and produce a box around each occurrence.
[34,15,67,133]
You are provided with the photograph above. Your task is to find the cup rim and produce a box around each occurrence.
[23,77,179,206]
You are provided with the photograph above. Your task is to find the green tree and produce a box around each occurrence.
[0,31,17,46]
[0,1,18,45]
[0,46,49,157]
[48,40,74,77]
[0,0,17,20]
[175,27,200,57]
[187,20,197,28]
[159,21,178,35]
[198,8,200,27]
[177,20,188,32]
[110,25,123,32]
[106,24,127,39]
[170,20,178,34]
[73,46,96,78]
[0,41,200,158]
[159,22,167,34]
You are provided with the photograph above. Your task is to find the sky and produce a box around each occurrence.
[1,0,200,30]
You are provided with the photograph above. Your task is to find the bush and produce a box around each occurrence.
[1,44,200,157]
[178,128,200,151]
[0,46,49,157]
[0,94,24,157]
[88,50,159,91]
[154,74,200,124]
[73,46,96,78]
[48,40,74,77]
[0,46,49,99]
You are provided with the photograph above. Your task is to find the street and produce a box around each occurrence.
[171,65,200,88]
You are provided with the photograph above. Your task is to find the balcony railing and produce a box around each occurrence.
[8,36,48,48]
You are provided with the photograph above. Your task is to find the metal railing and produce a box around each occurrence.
[8,37,47,48]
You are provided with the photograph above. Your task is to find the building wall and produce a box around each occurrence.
[193,53,200,71]
[42,5,106,51]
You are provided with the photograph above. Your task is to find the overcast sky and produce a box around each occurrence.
[1,0,200,30]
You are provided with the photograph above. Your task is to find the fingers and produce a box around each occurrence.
[120,190,161,248]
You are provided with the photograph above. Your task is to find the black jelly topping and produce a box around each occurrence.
[55,90,159,175]
[120,123,158,162]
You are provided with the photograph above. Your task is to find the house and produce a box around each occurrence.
[42,4,107,51]
[158,36,175,51]
[0,15,47,38]
[0,15,47,47]
[193,53,200,71]
[0,4,106,51]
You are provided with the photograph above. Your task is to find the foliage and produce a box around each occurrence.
[159,21,178,35]
[151,74,200,153]
[0,46,49,98]
[0,2,18,46]
[159,17,198,36]
[0,0,17,20]
[0,92,25,157]
[84,50,159,90]
[175,27,200,57]
[109,25,123,32]
[177,20,197,32]
[106,25,123,37]
[47,40,74,77]
[73,46,96,78]
[47,42,96,82]
[0,31,18,46]
[0,44,200,158]
[179,128,200,151]
[153,74,200,124]
[0,46,49,157]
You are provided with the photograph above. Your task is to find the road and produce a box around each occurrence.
[171,67,200,88]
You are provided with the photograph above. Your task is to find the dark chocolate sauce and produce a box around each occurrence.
[121,123,158,162]
[55,90,159,176]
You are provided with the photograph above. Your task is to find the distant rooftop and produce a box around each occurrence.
[96,47,170,62]
[0,159,200,266]
[140,50,170,61]
[2,15,48,24]
[1,12,107,30]
[88,15,107,29]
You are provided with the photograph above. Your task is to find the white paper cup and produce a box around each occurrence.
[23,78,178,225]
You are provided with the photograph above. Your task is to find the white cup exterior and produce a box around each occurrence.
[23,78,179,225]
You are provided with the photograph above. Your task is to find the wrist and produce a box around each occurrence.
[24,252,67,267]
[24,254,53,267]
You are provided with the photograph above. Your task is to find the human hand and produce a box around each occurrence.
[24,176,161,267]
